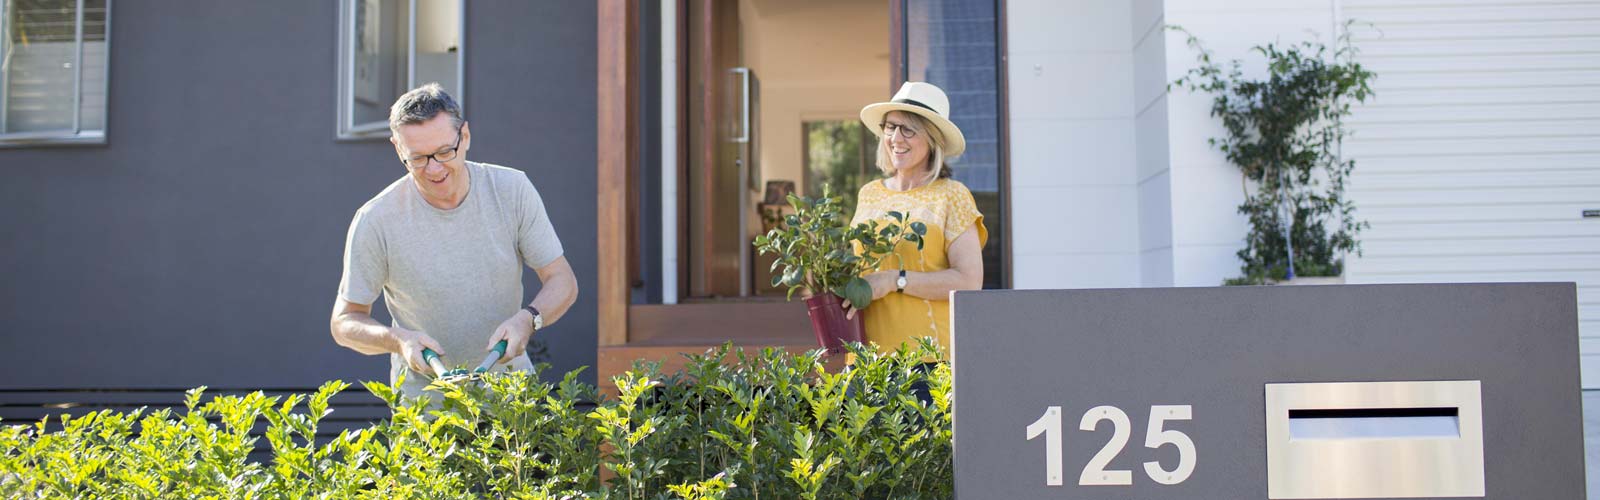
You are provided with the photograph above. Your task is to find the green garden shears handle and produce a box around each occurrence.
[474,340,509,374]
[421,348,450,377]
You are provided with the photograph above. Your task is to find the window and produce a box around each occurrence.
[337,0,462,139]
[903,0,1009,289]
[0,0,110,146]
[803,119,877,222]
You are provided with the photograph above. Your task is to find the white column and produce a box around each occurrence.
[660,0,678,304]
[1006,0,1142,289]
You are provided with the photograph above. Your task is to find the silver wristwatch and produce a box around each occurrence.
[524,304,544,331]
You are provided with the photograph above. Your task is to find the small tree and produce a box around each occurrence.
[1171,23,1376,285]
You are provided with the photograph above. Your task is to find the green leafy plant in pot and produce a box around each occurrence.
[753,185,926,354]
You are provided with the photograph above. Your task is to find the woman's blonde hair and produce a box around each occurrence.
[875,111,954,183]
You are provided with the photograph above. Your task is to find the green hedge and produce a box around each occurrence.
[0,340,953,499]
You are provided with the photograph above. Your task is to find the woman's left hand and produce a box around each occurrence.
[843,270,900,320]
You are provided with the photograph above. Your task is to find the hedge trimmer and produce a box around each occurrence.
[421,339,508,384]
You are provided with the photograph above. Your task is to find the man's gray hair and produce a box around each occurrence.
[389,82,463,131]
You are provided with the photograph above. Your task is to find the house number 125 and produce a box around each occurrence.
[1025,405,1196,486]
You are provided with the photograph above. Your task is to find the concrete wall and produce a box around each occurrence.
[1134,0,1172,287]
[0,1,599,388]
[1005,0,1142,289]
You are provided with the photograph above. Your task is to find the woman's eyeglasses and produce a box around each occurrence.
[880,122,918,139]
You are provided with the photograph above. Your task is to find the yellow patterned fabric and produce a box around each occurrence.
[849,178,988,358]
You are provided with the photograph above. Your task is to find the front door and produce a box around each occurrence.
[682,0,891,302]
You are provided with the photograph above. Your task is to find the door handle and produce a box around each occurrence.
[731,67,751,144]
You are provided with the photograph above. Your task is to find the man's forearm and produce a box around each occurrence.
[331,312,402,356]
[528,271,578,328]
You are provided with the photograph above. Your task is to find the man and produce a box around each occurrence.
[331,83,578,399]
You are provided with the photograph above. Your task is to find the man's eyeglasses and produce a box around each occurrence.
[879,122,918,139]
[400,126,463,169]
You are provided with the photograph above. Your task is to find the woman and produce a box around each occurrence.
[846,82,988,360]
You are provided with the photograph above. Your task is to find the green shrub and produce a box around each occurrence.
[1170,23,1376,284]
[0,339,952,499]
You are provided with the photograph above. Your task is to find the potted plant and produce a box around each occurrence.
[753,185,925,353]
[1171,23,1376,285]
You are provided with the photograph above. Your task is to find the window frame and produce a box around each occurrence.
[335,0,465,140]
[0,0,112,148]
[897,0,1012,290]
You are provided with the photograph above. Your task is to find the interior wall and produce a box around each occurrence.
[416,0,459,53]
[737,0,889,201]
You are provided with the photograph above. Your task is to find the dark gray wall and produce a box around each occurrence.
[953,284,1585,499]
[0,1,598,389]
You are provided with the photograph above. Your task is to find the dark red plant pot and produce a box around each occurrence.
[804,293,865,354]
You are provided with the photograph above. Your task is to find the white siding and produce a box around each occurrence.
[1340,0,1600,386]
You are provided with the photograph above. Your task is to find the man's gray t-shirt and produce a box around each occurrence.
[338,161,563,398]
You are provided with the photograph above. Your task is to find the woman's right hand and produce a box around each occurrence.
[843,271,899,320]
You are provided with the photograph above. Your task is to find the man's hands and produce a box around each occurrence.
[394,327,445,376]
[486,309,536,366]
[333,298,449,377]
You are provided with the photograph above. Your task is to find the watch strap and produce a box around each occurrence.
[523,304,542,330]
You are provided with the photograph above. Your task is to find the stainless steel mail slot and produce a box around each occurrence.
[1265,381,1484,499]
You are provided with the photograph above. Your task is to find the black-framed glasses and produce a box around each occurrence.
[879,122,918,139]
[400,126,463,169]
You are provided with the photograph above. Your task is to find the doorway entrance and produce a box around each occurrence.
[678,0,892,302]
[595,0,1009,390]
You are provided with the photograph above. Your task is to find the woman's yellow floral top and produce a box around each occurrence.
[850,177,987,358]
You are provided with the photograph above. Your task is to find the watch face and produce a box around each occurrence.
[897,276,907,288]
[533,315,544,331]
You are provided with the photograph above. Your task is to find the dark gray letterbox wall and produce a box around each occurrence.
[953,283,1583,499]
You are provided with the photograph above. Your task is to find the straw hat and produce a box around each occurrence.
[859,81,966,157]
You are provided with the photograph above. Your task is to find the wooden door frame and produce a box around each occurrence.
[601,0,809,349]
[597,0,634,347]
[996,0,1013,289]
